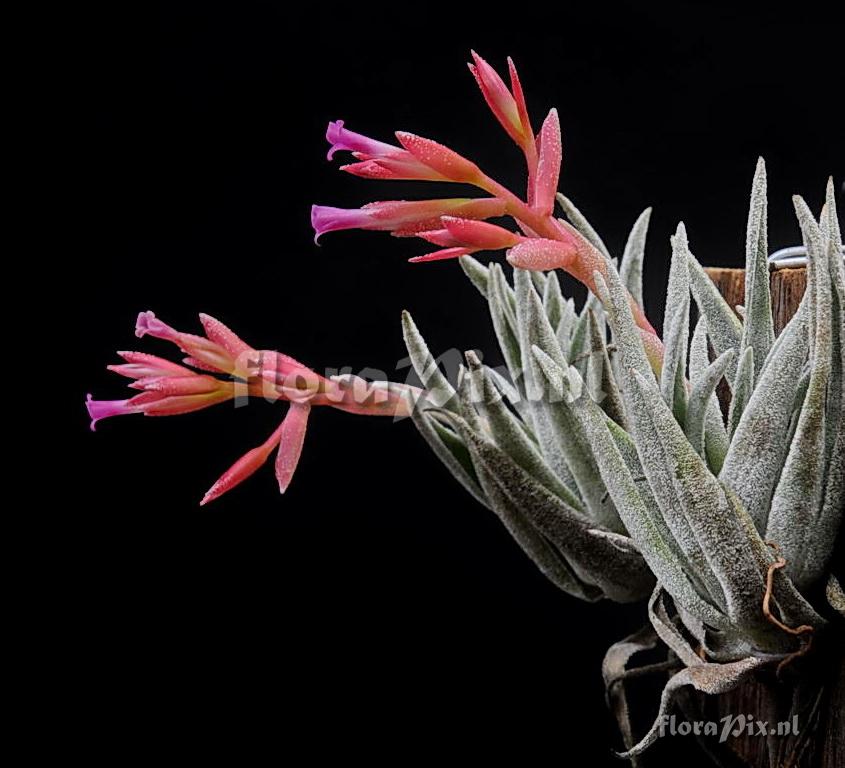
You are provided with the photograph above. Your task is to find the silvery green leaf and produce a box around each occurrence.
[824,176,842,249]
[555,193,611,260]
[586,309,627,427]
[458,255,490,298]
[542,270,564,329]
[727,346,754,438]
[401,310,458,412]
[487,366,532,426]
[802,246,843,587]
[619,207,652,309]
[660,223,691,424]
[720,305,808,533]
[530,269,547,295]
[625,370,729,614]
[628,369,785,634]
[689,318,730,473]
[618,656,767,759]
[456,417,652,602]
[411,407,487,508]
[685,349,735,459]
[649,585,703,668]
[462,351,583,511]
[687,248,742,383]
[593,270,654,388]
[767,198,832,589]
[488,263,524,389]
[455,363,486,435]
[740,158,775,378]
[516,273,621,530]
[556,297,577,360]
[810,181,845,588]
[827,575,845,618]
[469,449,605,602]
[566,380,730,630]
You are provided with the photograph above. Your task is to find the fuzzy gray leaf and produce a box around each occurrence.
[458,255,490,298]
[685,349,735,459]
[690,318,730,473]
[629,369,782,635]
[720,305,808,533]
[586,309,627,427]
[767,198,832,589]
[450,410,651,602]
[740,158,775,378]
[487,264,524,390]
[401,310,457,412]
[660,223,691,424]
[462,352,582,510]
[516,270,621,530]
[649,586,703,668]
[619,207,652,310]
[411,407,487,508]
[593,269,654,389]
[727,346,754,438]
[687,249,742,383]
[566,380,731,630]
[556,193,611,260]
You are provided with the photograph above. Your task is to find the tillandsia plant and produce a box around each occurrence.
[87,51,844,764]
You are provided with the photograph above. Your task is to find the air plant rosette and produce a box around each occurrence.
[87,52,844,765]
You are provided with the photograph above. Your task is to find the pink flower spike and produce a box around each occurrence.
[86,394,137,431]
[440,217,521,250]
[533,109,562,215]
[274,402,311,493]
[200,419,286,506]
[395,132,483,185]
[326,120,400,161]
[506,237,579,272]
[409,247,475,264]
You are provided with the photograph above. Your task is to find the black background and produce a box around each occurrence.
[71,3,842,763]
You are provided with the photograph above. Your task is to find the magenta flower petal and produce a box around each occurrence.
[135,311,179,342]
[325,120,399,161]
[85,394,137,431]
[311,205,373,242]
